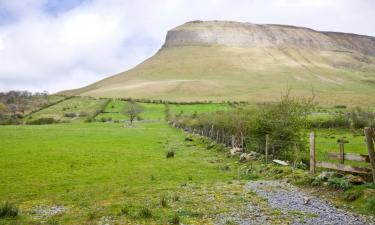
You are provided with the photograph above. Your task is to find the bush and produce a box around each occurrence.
[172,92,314,161]
[328,177,351,190]
[138,207,152,218]
[166,150,175,158]
[78,111,89,117]
[0,201,19,218]
[27,117,58,125]
[348,107,375,129]
[343,189,363,202]
[311,176,325,186]
[64,112,76,118]
[310,114,350,129]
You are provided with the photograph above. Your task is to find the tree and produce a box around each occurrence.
[0,103,6,117]
[124,101,143,125]
[8,104,17,116]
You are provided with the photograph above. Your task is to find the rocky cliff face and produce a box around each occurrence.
[163,21,375,56]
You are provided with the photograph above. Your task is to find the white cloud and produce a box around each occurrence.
[0,0,374,93]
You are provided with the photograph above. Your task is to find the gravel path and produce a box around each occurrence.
[216,180,374,225]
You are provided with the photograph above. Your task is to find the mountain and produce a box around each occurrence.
[60,21,375,105]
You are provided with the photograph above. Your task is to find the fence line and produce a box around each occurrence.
[310,127,375,183]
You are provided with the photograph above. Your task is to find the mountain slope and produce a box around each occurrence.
[61,21,375,105]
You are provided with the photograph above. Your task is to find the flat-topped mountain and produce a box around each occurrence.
[164,21,375,55]
[61,21,375,105]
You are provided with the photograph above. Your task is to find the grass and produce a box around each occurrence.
[2,98,375,223]
[0,201,19,218]
[95,100,167,121]
[0,122,242,224]
[25,97,108,122]
[61,45,375,106]
[170,103,231,116]
[313,128,371,167]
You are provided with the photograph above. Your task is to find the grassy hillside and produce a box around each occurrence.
[61,46,375,106]
[25,97,108,123]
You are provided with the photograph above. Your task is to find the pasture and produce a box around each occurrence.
[0,122,245,224]
[1,97,374,224]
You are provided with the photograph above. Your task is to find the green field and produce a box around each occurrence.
[0,122,247,224]
[1,97,374,224]
[25,97,108,123]
[95,100,231,122]
[313,129,370,167]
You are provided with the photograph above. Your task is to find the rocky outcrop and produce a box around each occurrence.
[163,20,375,56]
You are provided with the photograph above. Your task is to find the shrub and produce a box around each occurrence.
[166,150,175,158]
[348,107,375,129]
[27,117,58,125]
[343,189,363,202]
[169,213,180,224]
[311,176,325,186]
[79,111,89,117]
[310,114,350,129]
[138,207,152,218]
[328,177,351,190]
[0,201,19,218]
[64,112,76,118]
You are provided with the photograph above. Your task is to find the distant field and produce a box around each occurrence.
[95,100,231,121]
[25,97,108,122]
[170,103,231,116]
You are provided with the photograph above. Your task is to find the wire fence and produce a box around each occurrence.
[171,121,370,165]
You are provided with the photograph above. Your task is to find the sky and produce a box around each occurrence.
[0,0,374,93]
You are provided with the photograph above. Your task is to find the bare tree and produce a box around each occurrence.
[8,104,17,116]
[123,101,143,126]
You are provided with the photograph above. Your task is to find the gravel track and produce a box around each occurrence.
[216,180,374,225]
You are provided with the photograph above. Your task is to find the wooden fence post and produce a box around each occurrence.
[364,127,375,183]
[265,134,269,164]
[240,132,244,148]
[310,132,316,174]
[231,135,235,148]
[339,142,345,164]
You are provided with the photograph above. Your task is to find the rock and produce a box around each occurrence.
[239,153,255,162]
[303,196,311,205]
[230,147,243,156]
[248,151,259,157]
[345,174,365,184]
[317,171,337,181]
[272,159,289,166]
